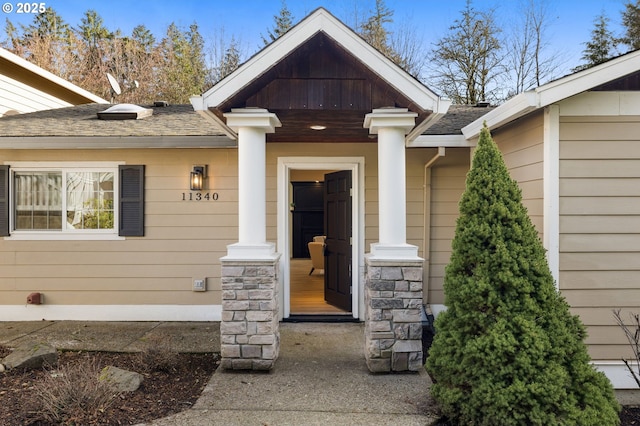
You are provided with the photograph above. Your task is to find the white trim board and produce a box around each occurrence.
[558,91,640,116]
[0,305,221,322]
[543,105,560,288]
[277,156,365,320]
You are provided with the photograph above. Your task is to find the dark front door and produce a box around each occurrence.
[324,170,352,312]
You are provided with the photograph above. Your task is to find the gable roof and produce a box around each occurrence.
[463,49,640,138]
[0,47,107,113]
[191,7,450,142]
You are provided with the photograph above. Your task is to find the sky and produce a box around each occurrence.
[0,0,631,76]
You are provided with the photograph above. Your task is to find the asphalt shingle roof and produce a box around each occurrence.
[423,104,495,135]
[0,103,492,141]
[0,103,225,138]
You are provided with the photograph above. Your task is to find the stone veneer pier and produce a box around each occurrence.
[220,258,280,370]
[364,256,424,372]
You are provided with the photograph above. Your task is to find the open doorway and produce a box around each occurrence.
[289,170,351,315]
[277,157,364,321]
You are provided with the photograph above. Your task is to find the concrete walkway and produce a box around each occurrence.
[0,321,438,425]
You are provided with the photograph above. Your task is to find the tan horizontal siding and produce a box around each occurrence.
[0,148,233,306]
[9,290,220,305]
[561,177,640,196]
[560,117,640,141]
[0,142,467,314]
[561,215,640,233]
[562,270,640,290]
[561,159,640,177]
[12,277,220,291]
[427,148,469,305]
[492,113,544,238]
[560,252,640,271]
[559,115,640,360]
[560,234,640,252]
[562,140,640,159]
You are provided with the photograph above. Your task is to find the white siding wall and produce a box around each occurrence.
[0,74,71,115]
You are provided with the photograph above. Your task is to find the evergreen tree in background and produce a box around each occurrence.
[621,0,640,51]
[573,12,618,72]
[158,22,208,103]
[426,125,620,425]
[261,0,294,45]
[216,36,241,82]
[358,0,396,60]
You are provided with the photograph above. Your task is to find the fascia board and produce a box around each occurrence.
[406,99,452,142]
[462,92,538,138]
[537,51,640,106]
[0,47,108,104]
[408,134,473,147]
[201,9,441,111]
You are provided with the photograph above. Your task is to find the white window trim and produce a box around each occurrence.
[6,161,125,241]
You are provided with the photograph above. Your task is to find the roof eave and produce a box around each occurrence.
[191,95,237,140]
[462,49,640,139]
[0,47,108,105]
[462,92,538,138]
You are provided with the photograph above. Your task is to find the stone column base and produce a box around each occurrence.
[220,256,280,370]
[364,255,424,373]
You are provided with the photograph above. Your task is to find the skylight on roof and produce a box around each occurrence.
[97,104,153,120]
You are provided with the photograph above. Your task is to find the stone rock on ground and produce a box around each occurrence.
[1,341,57,371]
[99,365,144,392]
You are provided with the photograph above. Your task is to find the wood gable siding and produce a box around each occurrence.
[217,33,429,143]
[559,115,640,360]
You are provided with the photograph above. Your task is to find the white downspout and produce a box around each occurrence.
[423,147,446,304]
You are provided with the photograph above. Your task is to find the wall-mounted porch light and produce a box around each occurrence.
[190,165,207,190]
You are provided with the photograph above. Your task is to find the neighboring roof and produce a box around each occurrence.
[0,47,108,107]
[463,49,640,138]
[0,103,232,149]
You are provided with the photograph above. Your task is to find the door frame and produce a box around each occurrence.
[277,157,365,320]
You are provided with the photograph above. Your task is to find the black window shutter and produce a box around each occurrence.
[0,165,8,236]
[119,165,144,236]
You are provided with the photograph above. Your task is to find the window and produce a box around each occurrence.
[14,170,114,231]
[0,164,144,239]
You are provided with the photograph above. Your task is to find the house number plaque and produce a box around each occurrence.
[181,192,219,201]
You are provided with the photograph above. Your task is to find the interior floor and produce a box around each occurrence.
[289,258,349,314]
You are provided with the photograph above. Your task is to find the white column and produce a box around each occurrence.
[364,108,420,260]
[224,108,281,259]
[543,105,560,288]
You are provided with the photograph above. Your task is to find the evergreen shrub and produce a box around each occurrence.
[425,124,620,425]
